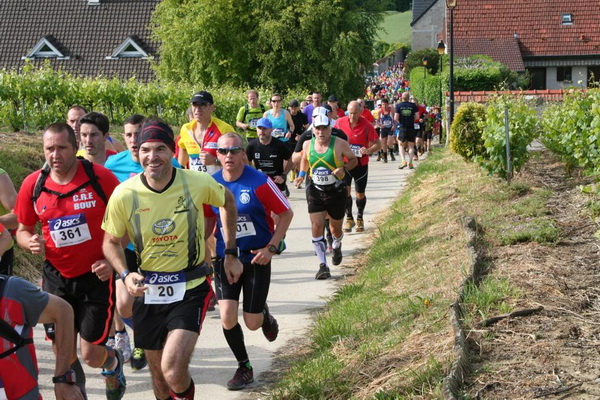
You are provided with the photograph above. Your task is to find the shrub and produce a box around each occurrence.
[454,55,528,91]
[449,102,486,162]
[477,96,539,179]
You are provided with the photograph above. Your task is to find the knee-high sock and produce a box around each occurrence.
[71,358,87,399]
[332,233,343,250]
[345,195,353,219]
[312,236,327,265]
[356,197,367,219]
[223,323,248,363]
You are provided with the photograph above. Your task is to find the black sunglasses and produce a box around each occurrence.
[217,146,244,155]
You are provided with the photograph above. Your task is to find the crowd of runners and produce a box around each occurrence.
[0,62,444,400]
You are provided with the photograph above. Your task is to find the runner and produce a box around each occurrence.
[334,101,381,233]
[327,95,346,119]
[394,92,420,170]
[0,168,17,275]
[77,112,117,165]
[207,132,293,390]
[302,91,322,125]
[104,114,183,371]
[294,114,357,279]
[246,118,293,197]
[235,89,266,140]
[263,93,294,143]
[378,98,396,163]
[66,105,86,148]
[177,91,234,174]
[102,119,240,400]
[0,274,84,400]
[15,122,124,399]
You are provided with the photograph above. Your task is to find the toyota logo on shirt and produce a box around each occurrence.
[152,219,175,235]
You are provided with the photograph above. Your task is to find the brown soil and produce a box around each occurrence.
[465,149,600,399]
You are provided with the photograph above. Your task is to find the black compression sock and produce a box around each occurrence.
[223,323,248,363]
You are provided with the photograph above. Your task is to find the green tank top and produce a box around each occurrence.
[308,136,343,187]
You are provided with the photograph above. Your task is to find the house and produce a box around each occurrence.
[0,0,160,81]
[449,1,600,89]
[411,0,445,51]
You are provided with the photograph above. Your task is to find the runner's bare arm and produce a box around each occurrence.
[38,294,84,400]
[103,232,146,296]
[16,223,45,255]
[338,140,358,172]
[0,172,17,229]
[177,147,190,169]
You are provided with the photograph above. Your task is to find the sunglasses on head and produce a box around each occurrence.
[217,146,244,155]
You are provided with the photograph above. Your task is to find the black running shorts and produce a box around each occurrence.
[380,128,392,138]
[133,278,212,350]
[213,259,271,314]
[398,126,416,143]
[348,164,369,194]
[305,181,347,220]
[42,260,115,345]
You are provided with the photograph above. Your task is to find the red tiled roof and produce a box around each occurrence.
[453,1,600,58]
[455,38,525,71]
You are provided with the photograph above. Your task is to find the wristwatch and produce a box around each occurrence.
[224,247,239,257]
[267,244,278,254]
[52,369,76,384]
[121,270,130,282]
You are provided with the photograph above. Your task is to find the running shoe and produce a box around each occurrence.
[102,350,126,400]
[114,331,131,363]
[315,264,331,280]
[413,154,419,161]
[383,154,388,163]
[355,218,365,233]
[227,365,254,390]
[376,152,381,161]
[261,304,279,342]
[130,347,147,371]
[389,151,396,161]
[409,163,414,169]
[332,243,343,266]
[343,218,355,233]
[398,161,407,169]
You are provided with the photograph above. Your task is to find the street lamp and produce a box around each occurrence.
[446,0,457,134]
[437,40,446,143]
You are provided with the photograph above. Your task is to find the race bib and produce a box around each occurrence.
[414,123,421,130]
[48,214,92,248]
[144,271,186,304]
[272,128,285,138]
[383,119,393,128]
[189,155,208,172]
[235,214,256,238]
[248,118,260,129]
[312,167,336,185]
[350,144,363,157]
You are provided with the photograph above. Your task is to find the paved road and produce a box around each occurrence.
[36,154,420,399]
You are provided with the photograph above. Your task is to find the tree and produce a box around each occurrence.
[151,0,386,100]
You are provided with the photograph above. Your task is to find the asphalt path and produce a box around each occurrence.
[36,153,420,399]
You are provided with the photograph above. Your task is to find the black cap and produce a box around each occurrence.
[327,95,338,102]
[323,104,332,112]
[289,99,300,107]
[190,91,214,105]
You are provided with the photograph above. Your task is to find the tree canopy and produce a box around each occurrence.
[151,0,386,99]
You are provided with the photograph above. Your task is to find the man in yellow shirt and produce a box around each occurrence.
[102,119,241,400]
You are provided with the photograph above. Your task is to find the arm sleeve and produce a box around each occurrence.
[5,277,49,326]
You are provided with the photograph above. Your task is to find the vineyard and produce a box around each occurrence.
[0,61,305,132]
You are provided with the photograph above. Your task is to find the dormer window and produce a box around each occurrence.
[23,37,69,60]
[562,13,573,25]
[106,37,149,59]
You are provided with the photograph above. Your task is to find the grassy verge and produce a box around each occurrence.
[268,148,557,399]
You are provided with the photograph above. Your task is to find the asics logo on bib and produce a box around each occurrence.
[53,217,80,229]
[147,273,180,284]
[152,219,175,235]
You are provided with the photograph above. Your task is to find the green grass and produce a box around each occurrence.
[377,11,413,45]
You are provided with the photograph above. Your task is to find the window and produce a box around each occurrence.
[557,67,572,82]
[562,13,573,25]
[22,37,69,60]
[106,37,149,60]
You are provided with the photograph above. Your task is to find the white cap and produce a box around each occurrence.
[312,106,329,117]
[312,114,331,128]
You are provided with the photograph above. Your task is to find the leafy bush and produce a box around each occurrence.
[404,48,441,76]
[449,102,486,161]
[409,67,443,107]
[454,55,528,91]
[477,96,539,178]
[540,89,600,175]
